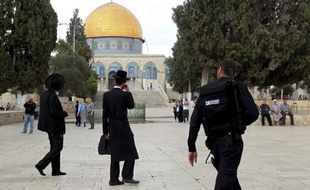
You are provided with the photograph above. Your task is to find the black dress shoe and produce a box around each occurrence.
[52,171,66,176]
[35,165,46,176]
[109,180,124,186]
[122,178,140,184]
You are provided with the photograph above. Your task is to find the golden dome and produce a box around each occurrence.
[84,2,143,40]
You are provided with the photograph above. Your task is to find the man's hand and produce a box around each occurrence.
[188,152,198,167]
[105,134,109,140]
[124,83,130,92]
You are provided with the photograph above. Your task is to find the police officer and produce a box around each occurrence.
[187,58,259,190]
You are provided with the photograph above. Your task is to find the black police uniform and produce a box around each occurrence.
[188,77,259,190]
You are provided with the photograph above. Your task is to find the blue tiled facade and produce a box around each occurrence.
[87,37,143,55]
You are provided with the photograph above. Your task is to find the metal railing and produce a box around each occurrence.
[93,103,146,123]
[291,104,310,115]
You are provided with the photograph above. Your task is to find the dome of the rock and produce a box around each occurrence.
[84,2,143,40]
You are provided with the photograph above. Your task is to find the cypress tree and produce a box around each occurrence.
[0,0,57,94]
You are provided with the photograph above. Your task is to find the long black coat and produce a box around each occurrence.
[38,90,68,134]
[102,88,139,162]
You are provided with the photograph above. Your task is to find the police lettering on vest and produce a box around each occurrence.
[198,79,245,134]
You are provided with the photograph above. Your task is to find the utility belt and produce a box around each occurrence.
[213,131,242,140]
[206,131,242,149]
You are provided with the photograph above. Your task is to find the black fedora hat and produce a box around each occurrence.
[45,74,65,91]
[113,70,129,81]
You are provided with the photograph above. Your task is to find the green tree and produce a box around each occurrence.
[51,9,96,98]
[270,84,295,99]
[170,0,310,89]
[50,52,91,98]
[299,77,310,93]
[88,71,98,96]
[0,0,57,94]
[66,9,92,62]
[167,3,202,94]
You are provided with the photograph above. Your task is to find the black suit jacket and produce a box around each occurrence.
[102,87,138,162]
[38,90,68,135]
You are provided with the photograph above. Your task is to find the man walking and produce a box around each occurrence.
[75,100,81,127]
[188,59,258,190]
[87,98,95,129]
[102,70,139,186]
[22,98,36,134]
[35,74,69,176]
[183,98,189,122]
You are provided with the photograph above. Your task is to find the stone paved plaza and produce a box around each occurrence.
[0,108,310,190]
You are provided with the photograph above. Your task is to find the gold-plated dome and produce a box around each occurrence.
[84,2,143,40]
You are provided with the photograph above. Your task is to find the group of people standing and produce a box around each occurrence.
[74,98,95,129]
[173,98,190,123]
[259,99,295,126]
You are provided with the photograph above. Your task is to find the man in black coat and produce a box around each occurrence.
[188,59,259,190]
[35,74,69,176]
[102,70,139,186]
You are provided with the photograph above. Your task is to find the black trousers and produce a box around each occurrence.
[211,136,243,190]
[281,111,294,125]
[110,160,135,182]
[36,133,63,172]
[261,113,272,126]
[75,112,81,126]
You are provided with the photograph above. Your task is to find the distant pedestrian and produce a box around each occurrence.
[183,98,189,122]
[177,101,183,122]
[173,101,178,121]
[22,98,36,134]
[78,102,87,127]
[75,101,81,126]
[259,100,272,126]
[35,74,69,176]
[87,98,95,129]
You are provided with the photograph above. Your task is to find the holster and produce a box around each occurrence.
[211,157,219,171]
[205,137,212,150]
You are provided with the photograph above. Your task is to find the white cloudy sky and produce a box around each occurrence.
[50,0,185,57]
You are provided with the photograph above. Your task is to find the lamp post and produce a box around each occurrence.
[58,23,76,52]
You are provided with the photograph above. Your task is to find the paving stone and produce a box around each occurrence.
[0,108,309,190]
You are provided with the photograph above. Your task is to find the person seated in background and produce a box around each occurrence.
[270,99,282,126]
[6,102,11,111]
[0,105,4,111]
[259,100,272,126]
[280,99,295,126]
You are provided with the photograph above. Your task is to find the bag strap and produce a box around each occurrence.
[228,69,241,113]
[228,69,244,130]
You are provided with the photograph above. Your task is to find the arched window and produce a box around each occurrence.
[92,61,105,78]
[130,67,134,76]
[152,68,157,79]
[147,67,151,78]
[126,62,139,78]
[143,62,157,79]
